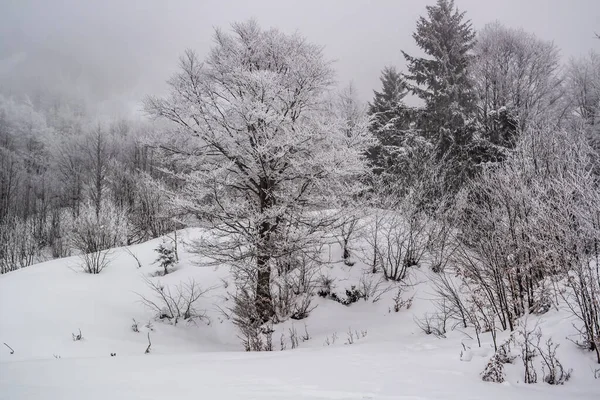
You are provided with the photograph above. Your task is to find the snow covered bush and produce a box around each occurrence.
[357,272,395,303]
[70,200,127,274]
[231,287,275,351]
[369,210,427,282]
[450,125,600,359]
[481,336,516,383]
[72,329,83,341]
[127,176,175,243]
[481,354,506,383]
[344,327,367,345]
[317,275,336,299]
[271,242,322,321]
[515,319,540,384]
[154,240,177,276]
[513,319,573,385]
[414,313,447,338]
[430,268,504,349]
[47,209,74,259]
[547,180,600,362]
[391,286,413,312]
[131,318,140,333]
[453,165,540,332]
[425,202,456,274]
[317,283,366,306]
[536,337,572,385]
[343,285,365,305]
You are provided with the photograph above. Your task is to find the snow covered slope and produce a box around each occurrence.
[1,228,599,399]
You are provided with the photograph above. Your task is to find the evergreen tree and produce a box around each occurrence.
[368,66,408,140]
[402,0,476,160]
[154,240,176,276]
[367,67,409,174]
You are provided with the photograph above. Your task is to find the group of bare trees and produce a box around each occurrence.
[471,23,566,140]
[438,126,597,345]
[0,93,175,273]
[415,121,599,371]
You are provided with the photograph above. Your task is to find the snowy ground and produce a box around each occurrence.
[1,228,599,399]
[3,342,598,400]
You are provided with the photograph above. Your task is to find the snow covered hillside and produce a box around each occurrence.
[1,228,599,399]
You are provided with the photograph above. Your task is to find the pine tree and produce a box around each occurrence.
[402,0,476,160]
[368,66,409,140]
[155,240,176,276]
[367,67,410,175]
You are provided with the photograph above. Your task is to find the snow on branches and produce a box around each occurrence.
[145,20,373,329]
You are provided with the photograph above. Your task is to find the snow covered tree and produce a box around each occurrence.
[154,240,177,276]
[335,82,367,142]
[82,125,113,218]
[145,20,373,324]
[368,67,409,146]
[566,51,600,157]
[402,0,476,161]
[471,22,564,147]
[367,66,411,176]
[0,94,53,224]
[51,132,86,216]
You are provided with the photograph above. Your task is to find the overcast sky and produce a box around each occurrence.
[1,0,599,116]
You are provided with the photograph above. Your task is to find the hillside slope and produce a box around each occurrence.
[1,228,598,399]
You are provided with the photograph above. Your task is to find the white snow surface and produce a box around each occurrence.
[1,228,599,399]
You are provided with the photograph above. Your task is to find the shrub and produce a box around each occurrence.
[368,212,427,282]
[138,278,211,325]
[230,287,274,351]
[414,313,447,338]
[70,201,127,274]
[481,337,515,383]
[392,287,413,312]
[534,336,572,385]
[481,355,506,383]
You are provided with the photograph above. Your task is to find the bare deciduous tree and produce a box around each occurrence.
[145,20,373,327]
[472,22,565,141]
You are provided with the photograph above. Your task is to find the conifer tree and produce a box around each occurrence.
[367,67,409,174]
[368,66,408,140]
[402,0,476,160]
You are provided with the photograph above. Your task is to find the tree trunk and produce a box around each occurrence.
[255,176,276,323]
[255,251,274,323]
[343,239,350,261]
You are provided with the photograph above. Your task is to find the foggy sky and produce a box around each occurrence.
[1,0,599,116]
